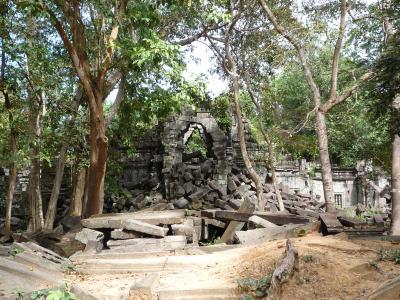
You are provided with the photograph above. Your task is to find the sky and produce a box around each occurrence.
[182,42,227,97]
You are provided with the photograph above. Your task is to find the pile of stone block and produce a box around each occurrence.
[74,206,314,255]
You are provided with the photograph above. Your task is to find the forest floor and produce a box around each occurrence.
[66,232,400,299]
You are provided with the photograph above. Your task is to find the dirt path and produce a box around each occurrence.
[67,233,400,299]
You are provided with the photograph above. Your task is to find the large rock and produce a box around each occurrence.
[234,184,251,198]
[174,197,189,209]
[75,228,104,245]
[175,185,186,198]
[227,176,237,193]
[183,181,195,194]
[75,228,104,253]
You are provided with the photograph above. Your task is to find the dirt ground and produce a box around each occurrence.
[235,233,400,300]
[68,232,400,299]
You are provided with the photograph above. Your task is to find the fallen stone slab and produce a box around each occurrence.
[203,218,226,229]
[337,216,366,228]
[248,216,279,229]
[220,197,254,244]
[123,220,168,237]
[107,236,187,252]
[82,210,186,229]
[128,273,160,300]
[234,224,303,245]
[111,229,141,240]
[319,213,344,234]
[212,210,310,225]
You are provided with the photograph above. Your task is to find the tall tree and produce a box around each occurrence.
[36,0,128,216]
[209,0,265,210]
[0,1,17,239]
[258,0,373,212]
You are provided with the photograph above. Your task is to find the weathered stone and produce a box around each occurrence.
[234,184,251,198]
[183,181,195,194]
[184,172,194,182]
[75,228,104,253]
[75,228,104,245]
[204,218,226,229]
[111,229,141,240]
[234,224,301,245]
[175,185,186,198]
[174,197,189,209]
[171,219,195,242]
[188,188,209,201]
[123,220,168,237]
[107,236,187,252]
[228,198,243,209]
[227,176,237,193]
[208,180,226,196]
[191,199,203,210]
[128,273,159,300]
[214,199,226,209]
[248,216,279,229]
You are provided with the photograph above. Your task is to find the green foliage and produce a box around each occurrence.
[31,284,76,300]
[60,262,76,275]
[302,255,314,263]
[8,245,25,257]
[210,94,232,133]
[238,275,272,300]
[184,129,208,158]
[377,248,400,264]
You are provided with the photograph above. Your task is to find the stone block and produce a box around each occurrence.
[128,273,159,300]
[111,229,141,240]
[123,220,168,237]
[248,216,279,229]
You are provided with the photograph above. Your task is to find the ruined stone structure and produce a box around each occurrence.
[161,106,232,199]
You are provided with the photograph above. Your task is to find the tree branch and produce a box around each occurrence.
[328,0,349,101]
[258,0,322,106]
[98,0,128,85]
[106,74,126,127]
[322,71,374,113]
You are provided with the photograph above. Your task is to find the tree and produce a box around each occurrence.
[0,0,17,240]
[33,0,128,217]
[206,1,266,210]
[374,0,400,235]
[258,0,373,212]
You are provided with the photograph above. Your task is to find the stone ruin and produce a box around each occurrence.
[113,106,324,217]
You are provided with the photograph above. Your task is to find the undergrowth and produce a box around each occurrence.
[238,274,272,300]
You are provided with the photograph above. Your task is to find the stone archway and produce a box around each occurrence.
[161,106,232,200]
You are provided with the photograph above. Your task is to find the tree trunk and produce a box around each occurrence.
[43,144,67,230]
[271,159,284,212]
[85,100,108,217]
[246,84,284,212]
[315,110,336,212]
[70,168,86,217]
[232,89,264,210]
[27,96,44,232]
[389,134,400,235]
[2,118,17,240]
[44,91,81,230]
